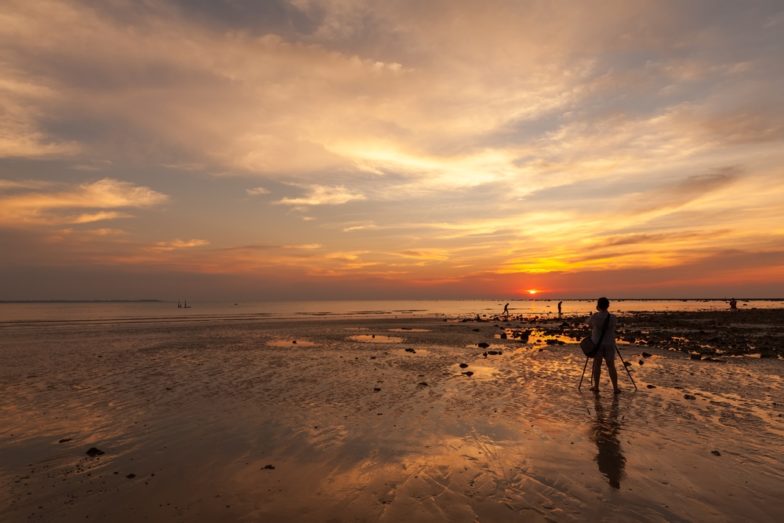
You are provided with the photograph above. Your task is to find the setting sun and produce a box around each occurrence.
[527,289,539,295]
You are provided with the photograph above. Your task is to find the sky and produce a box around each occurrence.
[1,0,783,300]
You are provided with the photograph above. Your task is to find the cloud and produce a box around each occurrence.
[153,239,210,251]
[70,211,131,224]
[0,178,167,226]
[282,243,323,249]
[633,167,741,213]
[276,185,366,206]
[246,186,270,196]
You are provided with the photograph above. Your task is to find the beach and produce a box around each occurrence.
[1,310,783,522]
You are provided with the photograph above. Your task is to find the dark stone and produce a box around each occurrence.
[487,350,502,355]
[623,361,632,367]
[684,394,696,400]
[646,384,656,389]
[459,363,468,368]
[478,342,490,349]
[417,382,429,387]
[472,328,480,332]
[58,438,72,444]
[126,473,136,479]
[373,387,381,392]
[263,464,275,470]
[405,348,416,353]
[85,447,104,457]
[711,450,721,456]
[638,359,644,365]
[463,371,474,377]
[642,352,652,358]
[292,340,297,344]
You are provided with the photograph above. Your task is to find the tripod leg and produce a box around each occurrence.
[578,356,590,390]
[615,346,638,391]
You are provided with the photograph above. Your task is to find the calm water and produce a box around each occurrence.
[0,299,781,323]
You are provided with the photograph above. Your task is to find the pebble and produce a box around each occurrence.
[642,352,652,358]
[405,348,416,353]
[58,438,72,444]
[711,450,721,456]
[459,363,468,368]
[85,447,105,457]
[647,384,656,389]
[126,473,136,479]
[262,464,275,470]
[417,382,429,387]
[463,371,474,377]
[684,394,696,400]
[478,342,490,349]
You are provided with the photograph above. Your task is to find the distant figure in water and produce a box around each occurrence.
[588,297,620,394]
[558,301,563,317]
[503,303,509,318]
[729,298,737,310]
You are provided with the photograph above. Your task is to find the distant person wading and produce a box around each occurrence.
[588,297,621,394]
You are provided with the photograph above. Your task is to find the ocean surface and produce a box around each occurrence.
[1,298,781,323]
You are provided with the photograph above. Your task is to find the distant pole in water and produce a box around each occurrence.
[177,300,181,308]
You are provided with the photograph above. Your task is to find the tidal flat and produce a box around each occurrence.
[1,311,783,522]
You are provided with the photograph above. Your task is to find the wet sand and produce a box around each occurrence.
[1,312,783,522]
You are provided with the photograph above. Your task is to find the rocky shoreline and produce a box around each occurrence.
[465,308,784,359]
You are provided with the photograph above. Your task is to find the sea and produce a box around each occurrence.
[0,299,781,324]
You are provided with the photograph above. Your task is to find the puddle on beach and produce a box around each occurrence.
[490,328,632,347]
[491,328,576,345]
[267,339,319,348]
[388,328,431,332]
[347,335,404,344]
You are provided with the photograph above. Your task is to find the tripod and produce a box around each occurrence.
[578,345,638,391]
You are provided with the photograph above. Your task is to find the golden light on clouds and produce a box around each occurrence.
[0,0,783,299]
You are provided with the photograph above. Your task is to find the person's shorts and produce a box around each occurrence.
[595,344,616,361]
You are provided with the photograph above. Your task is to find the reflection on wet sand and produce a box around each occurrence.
[592,394,625,489]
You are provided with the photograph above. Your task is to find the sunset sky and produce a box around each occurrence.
[1,0,783,300]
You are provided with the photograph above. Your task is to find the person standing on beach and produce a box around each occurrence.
[558,301,563,317]
[503,303,509,318]
[588,297,620,394]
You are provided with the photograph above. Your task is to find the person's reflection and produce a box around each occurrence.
[593,394,626,489]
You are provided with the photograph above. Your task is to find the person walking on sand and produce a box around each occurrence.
[503,303,509,318]
[558,301,563,317]
[588,297,621,394]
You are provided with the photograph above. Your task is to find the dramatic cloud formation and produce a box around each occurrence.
[0,0,782,299]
